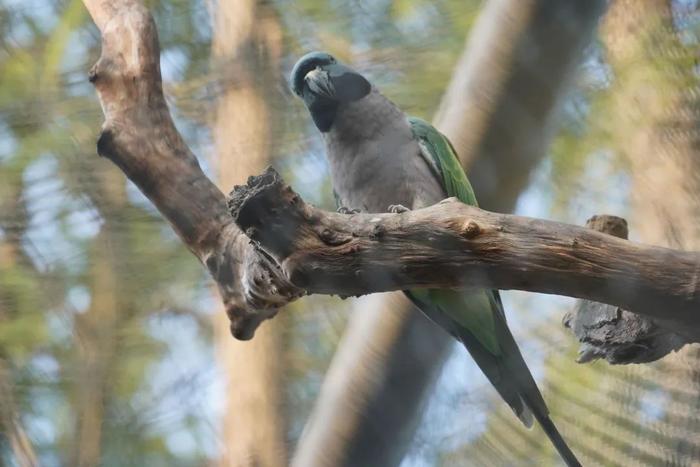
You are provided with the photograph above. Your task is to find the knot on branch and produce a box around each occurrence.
[88,65,99,83]
[370,224,386,240]
[225,305,277,341]
[318,227,352,246]
[586,214,629,239]
[461,220,481,238]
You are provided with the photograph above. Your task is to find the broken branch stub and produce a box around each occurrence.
[563,215,689,364]
[228,168,312,261]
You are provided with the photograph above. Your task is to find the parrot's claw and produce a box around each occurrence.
[337,206,361,215]
[388,204,411,214]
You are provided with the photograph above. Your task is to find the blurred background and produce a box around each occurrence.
[1,0,700,465]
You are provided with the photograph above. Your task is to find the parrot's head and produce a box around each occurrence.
[290,51,371,132]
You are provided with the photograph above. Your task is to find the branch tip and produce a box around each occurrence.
[586,214,628,239]
[227,166,283,220]
[566,214,688,364]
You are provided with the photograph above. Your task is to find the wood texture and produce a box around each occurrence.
[82,0,301,340]
[230,169,700,330]
[83,0,699,343]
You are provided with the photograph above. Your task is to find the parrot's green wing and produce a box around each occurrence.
[406,118,581,465]
[407,117,501,355]
[409,117,478,207]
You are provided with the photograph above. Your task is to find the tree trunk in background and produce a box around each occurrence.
[602,0,700,463]
[71,231,118,467]
[291,2,606,466]
[435,0,607,214]
[449,3,700,464]
[211,2,286,466]
[70,168,126,467]
[604,0,700,246]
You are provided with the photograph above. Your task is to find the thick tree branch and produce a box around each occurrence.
[435,0,608,213]
[230,169,700,330]
[82,0,301,340]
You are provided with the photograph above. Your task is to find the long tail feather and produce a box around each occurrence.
[403,290,581,466]
[522,394,581,467]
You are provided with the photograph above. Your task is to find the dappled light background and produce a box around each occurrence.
[1,0,700,466]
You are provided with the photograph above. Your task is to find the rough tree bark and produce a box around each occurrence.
[291,2,607,466]
[229,168,700,331]
[81,0,301,342]
[211,1,287,466]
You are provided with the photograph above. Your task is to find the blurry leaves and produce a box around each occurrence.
[6,0,697,466]
[0,0,211,464]
[449,2,700,465]
[41,0,87,87]
[0,267,47,360]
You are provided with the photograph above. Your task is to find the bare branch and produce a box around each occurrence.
[82,0,302,340]
[230,169,700,331]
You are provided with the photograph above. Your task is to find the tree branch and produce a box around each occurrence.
[230,168,700,330]
[82,0,301,340]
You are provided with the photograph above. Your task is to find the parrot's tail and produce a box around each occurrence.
[522,393,582,467]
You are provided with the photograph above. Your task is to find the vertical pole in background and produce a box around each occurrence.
[211,1,287,466]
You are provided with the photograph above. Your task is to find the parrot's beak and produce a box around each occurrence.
[304,63,370,103]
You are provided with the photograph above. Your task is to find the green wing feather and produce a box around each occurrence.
[407,117,501,355]
[406,117,580,465]
[409,117,479,207]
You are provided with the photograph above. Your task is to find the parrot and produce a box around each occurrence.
[290,51,581,467]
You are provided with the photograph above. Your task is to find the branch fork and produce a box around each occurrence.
[83,0,700,355]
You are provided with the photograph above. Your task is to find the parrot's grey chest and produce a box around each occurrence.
[324,131,418,213]
[322,91,444,213]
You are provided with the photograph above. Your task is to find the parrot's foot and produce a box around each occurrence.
[337,206,361,215]
[388,204,411,214]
